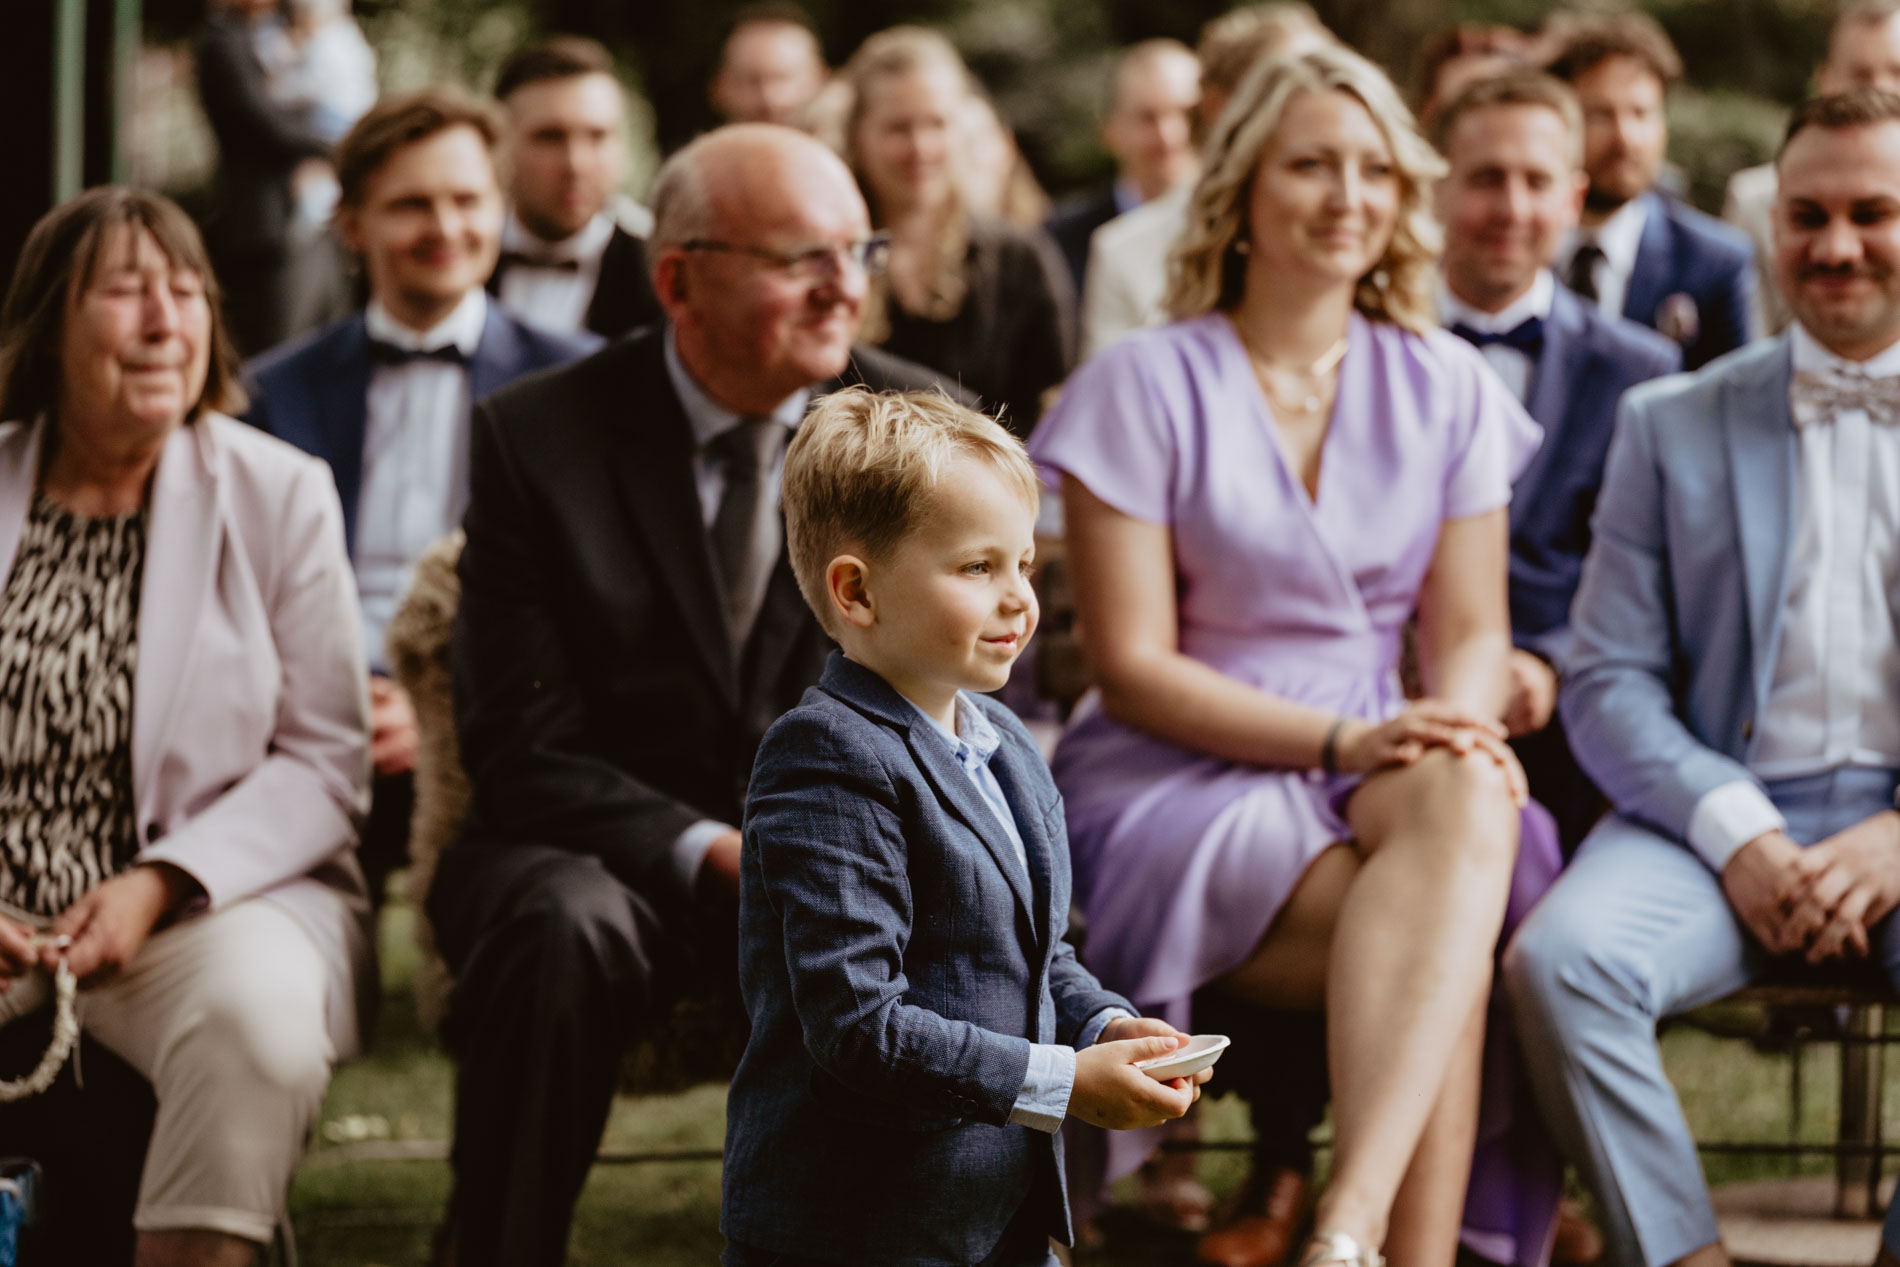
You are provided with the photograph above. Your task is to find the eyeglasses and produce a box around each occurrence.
[680,234,891,282]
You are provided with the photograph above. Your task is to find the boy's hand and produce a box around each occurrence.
[1069,1032,1205,1130]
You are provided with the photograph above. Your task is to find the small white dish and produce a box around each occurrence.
[1133,1033,1231,1082]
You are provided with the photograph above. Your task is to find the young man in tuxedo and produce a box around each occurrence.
[489,36,662,339]
[244,89,599,912]
[1434,70,1681,856]
[1544,13,1755,370]
[428,122,972,1267]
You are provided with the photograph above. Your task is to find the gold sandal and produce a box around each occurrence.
[1299,1229,1385,1267]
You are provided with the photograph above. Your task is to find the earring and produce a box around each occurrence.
[1370,268,1390,290]
[1234,239,1252,255]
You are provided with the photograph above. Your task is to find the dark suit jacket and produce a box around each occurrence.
[1511,283,1682,667]
[445,327,975,914]
[487,222,663,340]
[194,15,331,261]
[242,305,600,554]
[1044,188,1122,296]
[723,653,1132,1266]
[1623,191,1755,372]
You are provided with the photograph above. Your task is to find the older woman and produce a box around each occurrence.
[0,188,370,1266]
[1029,47,1563,1267]
[841,27,1073,435]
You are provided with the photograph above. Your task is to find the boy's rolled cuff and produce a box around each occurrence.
[1007,1006,1134,1134]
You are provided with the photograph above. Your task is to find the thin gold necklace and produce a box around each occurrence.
[1231,316,1349,418]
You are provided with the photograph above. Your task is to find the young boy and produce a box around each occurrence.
[721,389,1211,1267]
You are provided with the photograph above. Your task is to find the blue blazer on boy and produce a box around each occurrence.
[723,652,1134,1267]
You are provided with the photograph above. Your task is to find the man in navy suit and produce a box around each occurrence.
[1043,39,1201,300]
[1545,13,1754,371]
[245,89,599,907]
[1435,70,1681,861]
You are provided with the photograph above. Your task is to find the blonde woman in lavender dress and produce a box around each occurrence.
[1030,46,1564,1267]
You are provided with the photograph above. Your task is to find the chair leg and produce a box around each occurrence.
[1836,1004,1883,1220]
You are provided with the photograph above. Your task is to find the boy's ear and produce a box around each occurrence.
[826,554,875,630]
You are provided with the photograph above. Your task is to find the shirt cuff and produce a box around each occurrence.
[1007,1043,1077,1134]
[1077,1006,1135,1051]
[671,818,732,890]
[1686,780,1787,872]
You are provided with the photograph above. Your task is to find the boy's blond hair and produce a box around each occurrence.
[783,387,1040,636]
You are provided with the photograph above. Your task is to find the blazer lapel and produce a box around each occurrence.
[586,227,646,338]
[314,315,373,553]
[819,655,1037,930]
[469,302,525,404]
[986,749,1051,949]
[0,421,42,587]
[1515,285,1586,531]
[904,721,1038,932]
[1622,194,1674,328]
[1720,338,1797,712]
[133,422,223,810]
[604,334,737,701]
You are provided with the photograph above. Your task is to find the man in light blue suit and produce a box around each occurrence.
[1505,89,1900,1267]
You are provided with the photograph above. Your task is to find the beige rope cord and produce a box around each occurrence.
[0,934,79,1102]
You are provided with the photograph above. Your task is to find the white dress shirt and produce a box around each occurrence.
[1558,195,1649,322]
[1685,323,1900,869]
[1439,270,1555,406]
[494,211,616,336]
[354,290,487,671]
[1079,183,1190,360]
[661,329,808,887]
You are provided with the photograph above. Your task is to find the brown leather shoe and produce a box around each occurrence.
[1196,1167,1311,1267]
[1550,1199,1603,1265]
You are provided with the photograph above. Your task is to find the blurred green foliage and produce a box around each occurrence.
[141,0,1842,208]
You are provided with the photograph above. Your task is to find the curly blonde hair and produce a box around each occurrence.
[1165,43,1447,332]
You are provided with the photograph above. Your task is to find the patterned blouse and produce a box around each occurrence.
[0,491,145,922]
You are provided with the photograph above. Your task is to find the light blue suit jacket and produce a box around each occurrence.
[1560,335,1803,846]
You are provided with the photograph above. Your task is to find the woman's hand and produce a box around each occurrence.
[0,916,36,986]
[1337,701,1527,806]
[1334,701,1506,772]
[45,864,200,989]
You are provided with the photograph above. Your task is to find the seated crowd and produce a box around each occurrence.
[5,3,1900,1267]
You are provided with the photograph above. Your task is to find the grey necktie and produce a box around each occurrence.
[711,417,783,655]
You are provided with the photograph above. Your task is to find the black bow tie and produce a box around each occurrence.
[367,339,468,367]
[497,250,583,273]
[1450,316,1544,360]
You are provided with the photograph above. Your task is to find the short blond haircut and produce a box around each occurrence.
[1166,43,1446,332]
[784,387,1039,635]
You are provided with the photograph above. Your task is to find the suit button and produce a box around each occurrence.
[1742,718,1755,741]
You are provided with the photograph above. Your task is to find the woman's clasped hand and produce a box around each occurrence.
[1335,701,1528,806]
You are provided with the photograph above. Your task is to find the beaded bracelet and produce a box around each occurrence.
[0,934,79,1103]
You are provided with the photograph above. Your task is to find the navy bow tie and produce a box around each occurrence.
[1450,316,1544,360]
[367,339,468,368]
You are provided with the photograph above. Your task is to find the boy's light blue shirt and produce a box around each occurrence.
[906,691,1132,1132]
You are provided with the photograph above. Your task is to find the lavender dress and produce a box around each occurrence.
[1030,312,1565,1266]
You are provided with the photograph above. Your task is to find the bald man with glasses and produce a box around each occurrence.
[427,123,970,1267]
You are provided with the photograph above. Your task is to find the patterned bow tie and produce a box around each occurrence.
[1450,316,1544,360]
[1790,367,1900,428]
[497,250,582,273]
[367,339,467,368]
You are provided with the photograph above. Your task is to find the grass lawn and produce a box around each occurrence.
[289,900,1894,1266]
